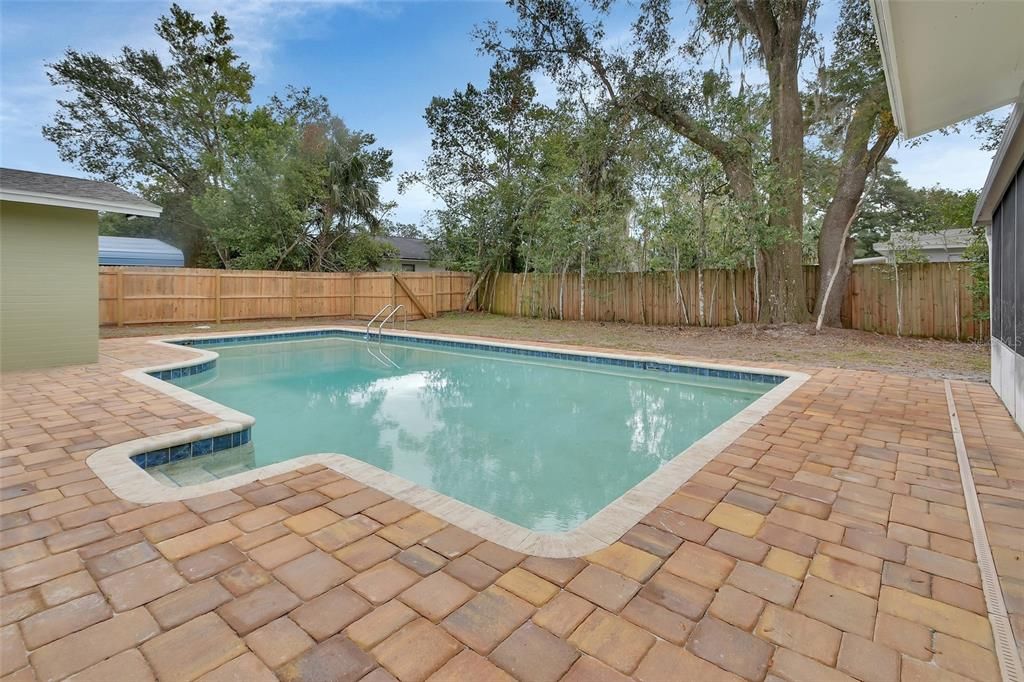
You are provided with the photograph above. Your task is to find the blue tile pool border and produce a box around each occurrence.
[147,359,216,381]
[130,427,251,470]
[168,328,785,386]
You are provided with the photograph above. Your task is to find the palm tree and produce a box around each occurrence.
[306,118,390,271]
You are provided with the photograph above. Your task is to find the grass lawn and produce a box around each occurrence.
[100,312,989,382]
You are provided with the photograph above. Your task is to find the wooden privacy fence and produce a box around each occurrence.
[479,262,989,340]
[99,267,474,326]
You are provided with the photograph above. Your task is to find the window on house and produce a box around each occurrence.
[402,264,416,272]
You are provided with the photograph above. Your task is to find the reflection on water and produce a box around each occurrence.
[173,338,769,531]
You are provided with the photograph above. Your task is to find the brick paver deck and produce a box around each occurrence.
[1,330,1021,682]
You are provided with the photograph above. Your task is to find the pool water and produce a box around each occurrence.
[162,336,771,532]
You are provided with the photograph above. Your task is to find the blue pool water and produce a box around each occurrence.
[164,336,772,531]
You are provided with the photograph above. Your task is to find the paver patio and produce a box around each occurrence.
[1,327,1021,682]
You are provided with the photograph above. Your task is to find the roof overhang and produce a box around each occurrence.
[974,99,1024,225]
[0,187,162,217]
[870,0,1024,138]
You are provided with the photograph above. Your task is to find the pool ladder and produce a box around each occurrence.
[365,304,405,368]
[366,304,407,339]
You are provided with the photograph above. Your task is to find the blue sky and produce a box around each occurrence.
[0,0,1002,226]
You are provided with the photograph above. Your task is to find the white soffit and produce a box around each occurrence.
[0,188,163,217]
[871,0,1024,138]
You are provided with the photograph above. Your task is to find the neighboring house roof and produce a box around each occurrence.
[872,228,973,261]
[0,167,162,217]
[869,0,1024,138]
[384,236,430,261]
[852,256,887,265]
[98,236,184,267]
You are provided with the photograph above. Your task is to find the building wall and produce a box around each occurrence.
[989,159,1023,430]
[1,201,99,371]
[381,259,444,273]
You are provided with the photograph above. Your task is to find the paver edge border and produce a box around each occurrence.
[87,326,809,558]
[944,380,1024,682]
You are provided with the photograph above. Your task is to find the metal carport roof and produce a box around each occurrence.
[98,236,184,267]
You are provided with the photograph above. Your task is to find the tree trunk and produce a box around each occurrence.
[816,216,856,326]
[815,84,898,326]
[732,274,741,324]
[698,266,705,327]
[559,261,569,320]
[578,244,586,321]
[515,273,522,317]
[752,249,762,322]
[674,247,689,325]
[639,272,646,325]
[815,170,881,332]
[949,261,961,341]
[764,21,807,321]
[815,238,856,330]
[461,264,491,312]
[894,259,903,337]
[489,267,498,311]
[709,277,719,326]
[736,1,809,323]
[697,184,709,327]
[760,240,807,323]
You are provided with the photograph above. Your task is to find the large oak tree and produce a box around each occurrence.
[481,0,895,324]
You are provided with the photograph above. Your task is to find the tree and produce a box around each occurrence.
[523,104,636,319]
[636,137,731,325]
[479,0,809,321]
[808,0,898,325]
[401,65,550,308]
[44,4,254,263]
[477,0,906,325]
[48,3,396,272]
[190,108,309,269]
[187,103,394,272]
[300,118,395,271]
[690,0,815,323]
[384,222,426,238]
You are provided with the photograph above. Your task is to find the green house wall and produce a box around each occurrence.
[1,200,99,371]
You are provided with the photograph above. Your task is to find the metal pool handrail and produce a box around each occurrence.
[366,304,394,337]
[378,305,406,342]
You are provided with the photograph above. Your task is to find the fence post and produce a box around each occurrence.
[432,273,438,317]
[116,269,124,327]
[215,272,222,324]
[290,273,297,320]
[391,274,397,310]
[350,273,356,318]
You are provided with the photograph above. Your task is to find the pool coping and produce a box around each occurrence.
[87,326,809,558]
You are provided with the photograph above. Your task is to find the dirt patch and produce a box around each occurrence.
[410,314,990,382]
[100,313,989,382]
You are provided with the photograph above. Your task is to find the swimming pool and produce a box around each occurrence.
[85,328,807,554]
[136,331,785,533]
